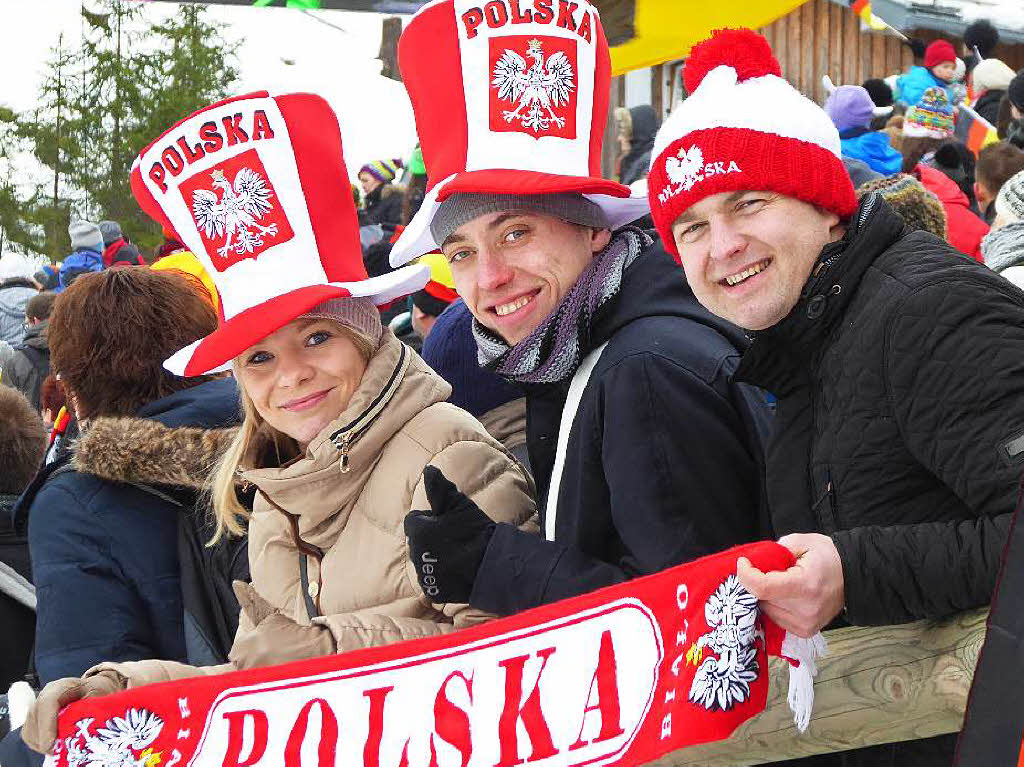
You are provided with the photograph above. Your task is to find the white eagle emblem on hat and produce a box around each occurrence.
[666,146,705,193]
[191,167,279,259]
[491,38,575,134]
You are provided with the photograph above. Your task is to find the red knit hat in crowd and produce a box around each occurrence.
[646,29,857,260]
[130,91,428,377]
[388,0,650,267]
[924,39,957,69]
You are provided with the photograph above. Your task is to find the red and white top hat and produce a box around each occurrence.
[130,91,429,377]
[389,0,650,267]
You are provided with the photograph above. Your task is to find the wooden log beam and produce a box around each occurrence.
[653,608,988,766]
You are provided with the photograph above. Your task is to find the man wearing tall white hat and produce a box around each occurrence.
[401,0,773,617]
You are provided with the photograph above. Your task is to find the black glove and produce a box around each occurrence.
[404,466,496,604]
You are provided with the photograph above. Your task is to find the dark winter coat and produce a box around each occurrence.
[0,493,33,691]
[14,377,241,685]
[471,237,773,616]
[973,88,1005,127]
[3,320,49,411]
[736,194,1024,763]
[362,183,405,229]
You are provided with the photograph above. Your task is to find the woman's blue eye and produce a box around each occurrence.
[247,351,272,366]
[307,331,331,346]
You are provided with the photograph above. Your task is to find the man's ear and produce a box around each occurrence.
[590,227,613,253]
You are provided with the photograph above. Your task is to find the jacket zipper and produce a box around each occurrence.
[326,343,407,474]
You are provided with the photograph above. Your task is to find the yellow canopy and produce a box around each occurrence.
[609,0,809,75]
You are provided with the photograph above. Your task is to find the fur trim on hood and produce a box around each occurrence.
[73,417,237,489]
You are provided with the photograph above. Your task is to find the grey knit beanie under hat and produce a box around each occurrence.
[300,296,383,348]
[68,219,104,253]
[982,220,1024,273]
[429,192,608,246]
[995,169,1024,225]
[98,220,123,247]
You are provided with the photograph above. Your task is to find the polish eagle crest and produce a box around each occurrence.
[686,575,763,712]
[62,708,164,767]
[191,167,279,259]
[665,146,706,193]
[492,38,575,133]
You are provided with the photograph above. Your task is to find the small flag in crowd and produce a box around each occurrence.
[955,104,1000,158]
[850,0,888,31]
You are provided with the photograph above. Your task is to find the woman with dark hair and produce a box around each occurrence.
[14,267,243,686]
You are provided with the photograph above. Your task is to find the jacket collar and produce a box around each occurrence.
[736,194,907,392]
[239,330,451,534]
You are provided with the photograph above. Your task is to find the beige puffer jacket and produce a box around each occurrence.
[87,331,536,687]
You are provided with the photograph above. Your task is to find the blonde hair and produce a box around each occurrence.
[208,322,378,542]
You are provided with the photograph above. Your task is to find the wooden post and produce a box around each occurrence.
[651,64,664,120]
[653,608,986,765]
[828,1,843,88]
[814,0,829,103]
[800,0,815,97]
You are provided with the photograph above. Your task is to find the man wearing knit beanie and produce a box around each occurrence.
[59,219,104,293]
[400,0,772,625]
[647,28,1024,762]
[855,173,947,238]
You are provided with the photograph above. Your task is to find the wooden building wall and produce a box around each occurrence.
[759,0,914,104]
[759,0,1024,105]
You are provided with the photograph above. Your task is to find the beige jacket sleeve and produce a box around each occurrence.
[410,437,537,630]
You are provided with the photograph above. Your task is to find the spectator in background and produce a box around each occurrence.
[981,168,1024,289]
[402,146,429,226]
[1005,71,1024,149]
[98,220,145,268]
[857,173,948,240]
[863,78,895,129]
[154,226,187,262]
[58,220,104,293]
[0,388,44,691]
[13,268,239,687]
[38,374,65,434]
[932,139,981,213]
[0,253,38,346]
[963,19,1000,73]
[902,87,989,260]
[3,292,56,411]
[618,104,660,186]
[32,265,58,292]
[976,141,1024,224]
[824,80,901,174]
[971,58,1017,126]
[358,158,405,228]
[421,298,529,469]
[896,39,959,107]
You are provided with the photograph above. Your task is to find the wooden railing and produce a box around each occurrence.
[654,608,988,765]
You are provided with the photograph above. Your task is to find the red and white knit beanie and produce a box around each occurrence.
[647,29,857,260]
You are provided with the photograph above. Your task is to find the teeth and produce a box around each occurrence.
[725,260,769,286]
[495,295,532,316]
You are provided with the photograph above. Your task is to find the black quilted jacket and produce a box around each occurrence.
[737,195,1024,627]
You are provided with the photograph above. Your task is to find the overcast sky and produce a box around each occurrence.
[0,0,418,185]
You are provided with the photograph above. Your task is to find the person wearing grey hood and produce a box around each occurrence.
[58,220,104,293]
[0,254,39,346]
[618,104,660,186]
[983,168,1024,290]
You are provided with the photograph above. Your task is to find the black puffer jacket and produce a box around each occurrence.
[737,196,1024,765]
[471,235,774,616]
[739,195,1024,626]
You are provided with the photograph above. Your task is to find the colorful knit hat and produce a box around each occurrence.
[995,169,1024,224]
[903,87,954,138]
[856,174,947,239]
[924,39,956,69]
[360,158,403,184]
[647,28,857,259]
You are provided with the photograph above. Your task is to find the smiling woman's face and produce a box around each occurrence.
[234,318,369,447]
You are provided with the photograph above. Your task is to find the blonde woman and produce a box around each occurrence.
[23,91,536,755]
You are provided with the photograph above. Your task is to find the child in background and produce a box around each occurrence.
[896,39,960,108]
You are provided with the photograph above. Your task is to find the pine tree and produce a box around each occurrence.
[5,1,238,258]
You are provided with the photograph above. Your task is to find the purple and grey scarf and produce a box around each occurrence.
[472,227,651,385]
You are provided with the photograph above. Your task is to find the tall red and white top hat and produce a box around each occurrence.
[130,91,429,377]
[389,0,650,267]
